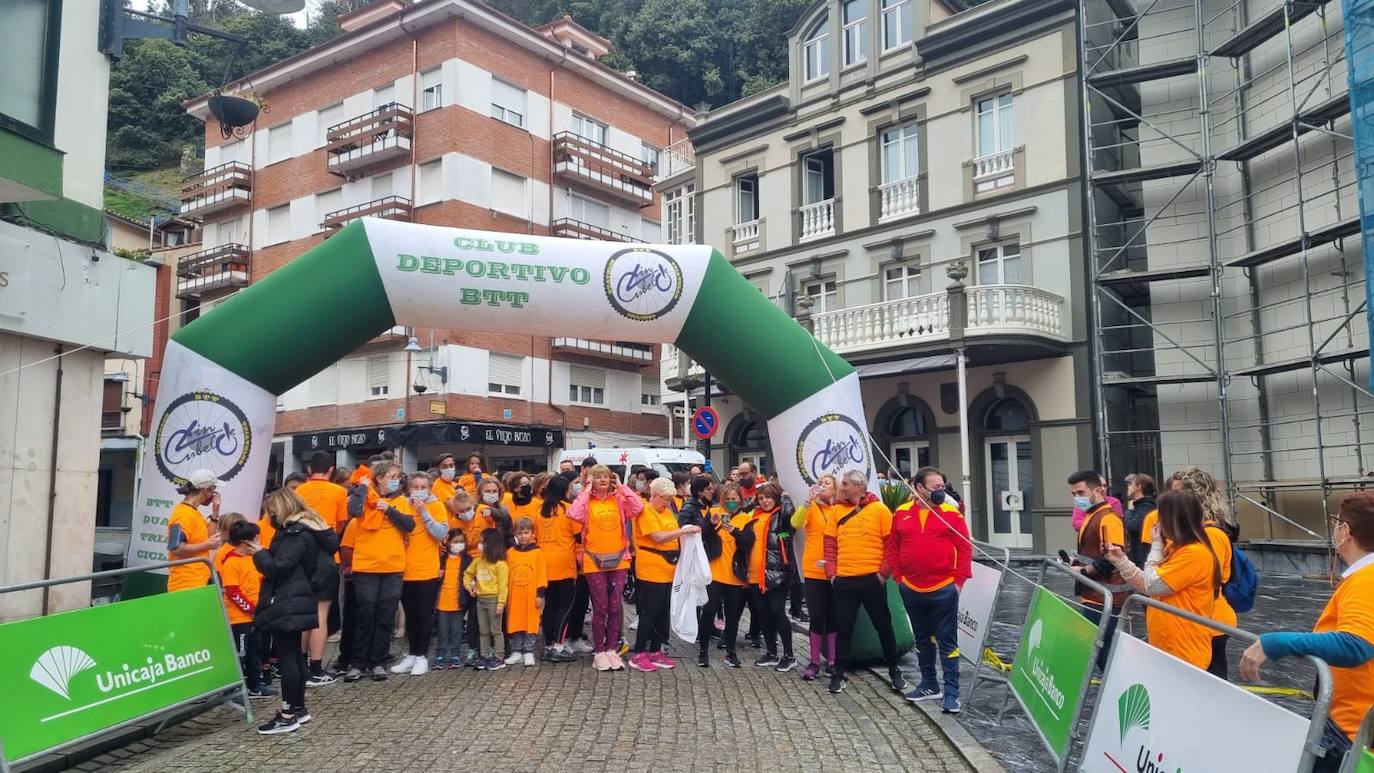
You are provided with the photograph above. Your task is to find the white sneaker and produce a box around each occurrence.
[522,653,536,667]
[504,652,522,665]
[570,639,594,654]
[409,656,429,676]
[389,655,417,674]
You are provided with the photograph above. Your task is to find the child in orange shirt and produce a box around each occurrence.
[435,528,471,669]
[504,517,548,667]
[220,520,276,698]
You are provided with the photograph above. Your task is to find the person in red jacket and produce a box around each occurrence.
[888,466,971,714]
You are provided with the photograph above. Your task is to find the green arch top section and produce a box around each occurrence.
[173,221,395,395]
[675,250,853,419]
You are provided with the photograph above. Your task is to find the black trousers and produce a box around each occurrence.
[697,581,744,655]
[633,580,672,653]
[273,630,307,712]
[231,623,261,691]
[337,577,356,664]
[744,588,763,640]
[804,577,836,635]
[401,578,440,657]
[1080,601,1120,671]
[351,572,403,669]
[1208,634,1228,680]
[833,574,898,674]
[565,575,590,641]
[747,585,794,658]
[542,578,576,644]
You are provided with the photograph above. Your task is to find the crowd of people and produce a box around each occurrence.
[164,450,1373,770]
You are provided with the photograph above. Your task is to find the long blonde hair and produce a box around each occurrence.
[1169,466,1231,524]
[263,488,330,531]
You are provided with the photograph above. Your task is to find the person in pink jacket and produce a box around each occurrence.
[567,465,644,671]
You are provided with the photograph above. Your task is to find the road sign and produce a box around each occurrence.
[692,406,720,440]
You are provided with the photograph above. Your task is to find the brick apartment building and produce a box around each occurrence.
[177,0,696,479]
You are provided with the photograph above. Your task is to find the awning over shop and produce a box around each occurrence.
[853,354,957,379]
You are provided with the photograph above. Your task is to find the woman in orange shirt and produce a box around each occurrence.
[792,474,840,680]
[1106,490,1221,669]
[696,481,748,668]
[737,482,797,672]
[568,464,643,671]
[391,472,450,677]
[628,478,700,672]
[456,453,489,500]
[536,474,580,662]
[343,460,415,682]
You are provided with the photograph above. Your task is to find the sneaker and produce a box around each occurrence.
[749,636,764,649]
[292,707,312,724]
[828,673,847,694]
[371,666,388,681]
[607,651,627,671]
[256,711,300,735]
[651,652,677,670]
[723,653,742,668]
[449,658,464,670]
[593,652,611,671]
[473,656,488,671]
[628,652,657,672]
[504,652,523,666]
[905,683,942,703]
[888,668,908,692]
[410,656,429,676]
[522,653,536,667]
[549,647,577,663]
[697,652,710,668]
[247,685,278,698]
[941,693,961,714]
[434,655,446,668]
[754,653,780,668]
[802,663,821,681]
[306,672,337,687]
[486,656,506,671]
[343,667,364,683]
[570,638,595,654]
[390,655,417,674]
[775,656,798,673]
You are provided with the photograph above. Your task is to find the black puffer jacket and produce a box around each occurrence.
[253,521,333,633]
[734,509,794,591]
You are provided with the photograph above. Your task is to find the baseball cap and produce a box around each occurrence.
[187,469,226,490]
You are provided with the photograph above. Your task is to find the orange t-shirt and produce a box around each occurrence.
[741,509,781,586]
[799,502,843,580]
[1145,541,1218,669]
[295,478,348,531]
[257,515,276,548]
[437,551,466,612]
[456,472,484,500]
[534,502,578,581]
[505,544,547,634]
[1142,517,1236,628]
[824,500,893,577]
[402,500,445,582]
[218,550,261,626]
[459,507,497,560]
[352,493,407,574]
[708,508,744,586]
[167,503,212,592]
[432,476,458,505]
[1316,560,1374,738]
[580,494,630,574]
[634,503,680,583]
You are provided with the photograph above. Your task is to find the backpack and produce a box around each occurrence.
[1223,545,1259,613]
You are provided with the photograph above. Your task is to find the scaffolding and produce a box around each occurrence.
[1080,0,1369,543]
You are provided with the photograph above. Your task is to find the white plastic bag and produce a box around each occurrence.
[670,532,712,643]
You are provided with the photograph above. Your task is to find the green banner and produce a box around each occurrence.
[0,585,242,763]
[1009,586,1097,761]
[1358,748,1374,773]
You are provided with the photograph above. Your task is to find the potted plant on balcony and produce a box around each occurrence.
[207,89,266,139]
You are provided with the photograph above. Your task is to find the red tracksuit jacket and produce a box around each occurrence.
[886,500,972,592]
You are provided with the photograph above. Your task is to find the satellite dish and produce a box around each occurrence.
[236,0,306,13]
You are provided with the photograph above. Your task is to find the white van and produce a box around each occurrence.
[557,447,705,482]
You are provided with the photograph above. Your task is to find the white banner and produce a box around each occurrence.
[126,341,279,572]
[764,372,875,502]
[363,219,712,344]
[957,560,1001,664]
[1081,634,1309,772]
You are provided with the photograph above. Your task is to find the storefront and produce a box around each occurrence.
[288,421,567,476]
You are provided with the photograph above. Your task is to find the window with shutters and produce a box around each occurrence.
[418,159,442,205]
[488,353,523,396]
[367,355,390,397]
[491,170,527,218]
[266,205,291,246]
[491,79,526,128]
[268,122,293,164]
[569,365,605,405]
[318,102,345,145]
[640,374,660,406]
[420,68,442,112]
[316,188,342,231]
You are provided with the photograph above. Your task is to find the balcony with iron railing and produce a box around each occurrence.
[811,284,1066,355]
[551,218,645,242]
[326,103,414,177]
[181,161,252,219]
[322,196,413,230]
[657,138,696,180]
[176,242,251,299]
[552,338,655,366]
[552,132,655,208]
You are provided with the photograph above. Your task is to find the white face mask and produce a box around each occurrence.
[440,468,456,481]
[482,492,500,505]
[449,543,465,555]
[455,509,475,522]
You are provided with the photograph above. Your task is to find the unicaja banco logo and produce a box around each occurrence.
[795,413,871,485]
[1107,683,1179,773]
[603,248,683,322]
[1022,618,1066,713]
[154,391,251,488]
[30,646,96,700]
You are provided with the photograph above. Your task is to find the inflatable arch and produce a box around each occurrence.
[127,219,874,570]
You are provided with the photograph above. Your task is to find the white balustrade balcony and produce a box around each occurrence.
[970,148,1016,192]
[798,198,836,241]
[878,177,920,220]
[732,219,760,252]
[810,284,1065,354]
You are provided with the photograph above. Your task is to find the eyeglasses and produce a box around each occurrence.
[1329,515,1349,529]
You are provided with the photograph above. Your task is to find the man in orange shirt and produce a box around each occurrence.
[824,470,905,695]
[295,451,348,685]
[167,469,224,592]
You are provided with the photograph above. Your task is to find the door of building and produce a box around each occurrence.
[983,435,1032,548]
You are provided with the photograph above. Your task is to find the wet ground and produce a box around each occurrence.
[948,561,1333,771]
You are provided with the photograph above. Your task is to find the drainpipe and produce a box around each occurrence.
[43,345,63,614]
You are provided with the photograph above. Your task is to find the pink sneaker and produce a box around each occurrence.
[607,651,626,671]
[651,652,677,670]
[628,652,657,672]
[593,652,611,671]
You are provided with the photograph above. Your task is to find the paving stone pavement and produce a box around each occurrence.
[67,626,974,773]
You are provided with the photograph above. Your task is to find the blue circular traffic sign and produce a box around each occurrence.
[692,406,720,440]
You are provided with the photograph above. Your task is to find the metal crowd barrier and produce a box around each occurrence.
[961,540,1011,707]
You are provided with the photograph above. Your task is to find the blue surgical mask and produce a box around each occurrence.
[385,478,401,494]
[1072,495,1091,510]
[930,489,946,506]
[456,508,475,522]
[440,468,456,481]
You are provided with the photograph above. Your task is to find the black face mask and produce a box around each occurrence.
[929,489,946,506]
[740,475,755,488]
[514,483,534,503]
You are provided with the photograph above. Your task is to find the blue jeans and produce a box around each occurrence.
[899,584,960,697]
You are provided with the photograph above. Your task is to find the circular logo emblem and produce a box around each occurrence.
[153,391,252,487]
[795,413,872,485]
[603,247,683,322]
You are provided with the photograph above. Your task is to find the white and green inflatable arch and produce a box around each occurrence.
[127,219,872,575]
